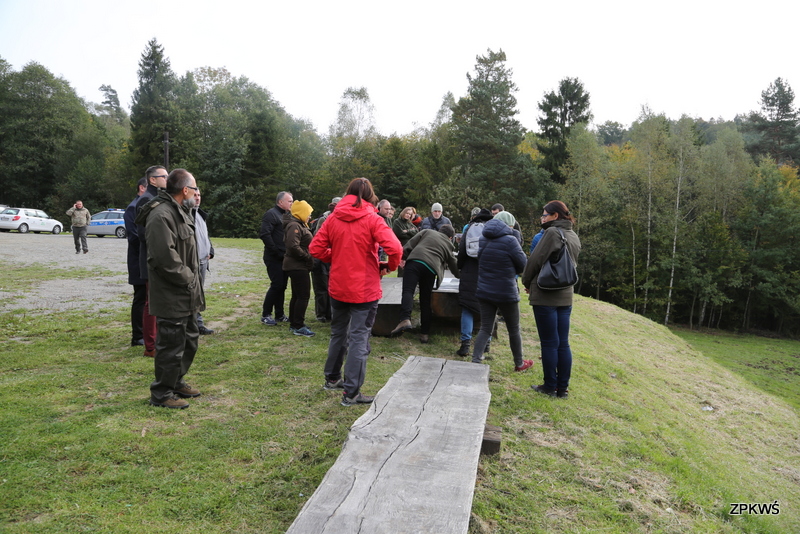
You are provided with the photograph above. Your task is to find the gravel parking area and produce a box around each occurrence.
[0,232,260,313]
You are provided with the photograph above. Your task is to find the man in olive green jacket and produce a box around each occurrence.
[66,200,91,254]
[390,225,459,343]
[135,169,206,409]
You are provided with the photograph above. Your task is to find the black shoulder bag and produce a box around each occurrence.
[537,228,578,290]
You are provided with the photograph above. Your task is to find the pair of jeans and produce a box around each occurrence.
[400,260,436,335]
[460,308,474,341]
[286,269,311,329]
[261,257,287,319]
[150,314,199,402]
[532,305,573,391]
[472,300,523,367]
[324,298,378,397]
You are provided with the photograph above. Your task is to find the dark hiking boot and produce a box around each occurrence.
[324,378,344,390]
[456,340,471,357]
[531,384,557,397]
[341,392,374,406]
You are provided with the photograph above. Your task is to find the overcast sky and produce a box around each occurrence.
[1,0,797,136]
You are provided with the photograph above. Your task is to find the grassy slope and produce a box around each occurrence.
[0,240,798,533]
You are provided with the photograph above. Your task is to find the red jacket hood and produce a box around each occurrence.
[309,195,402,303]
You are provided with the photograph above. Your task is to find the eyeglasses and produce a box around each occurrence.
[186,186,199,191]
[152,174,168,179]
[540,213,551,219]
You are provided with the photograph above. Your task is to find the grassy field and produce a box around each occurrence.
[1,237,798,533]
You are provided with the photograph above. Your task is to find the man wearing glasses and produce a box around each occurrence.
[136,169,205,409]
[135,166,168,358]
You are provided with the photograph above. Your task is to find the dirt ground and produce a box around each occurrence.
[0,232,260,314]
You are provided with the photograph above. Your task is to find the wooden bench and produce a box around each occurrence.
[286,356,491,534]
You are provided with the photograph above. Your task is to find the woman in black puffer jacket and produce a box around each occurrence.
[471,213,533,372]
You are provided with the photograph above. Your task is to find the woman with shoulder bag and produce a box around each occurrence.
[521,200,581,398]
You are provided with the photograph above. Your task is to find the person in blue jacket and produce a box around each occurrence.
[471,211,533,372]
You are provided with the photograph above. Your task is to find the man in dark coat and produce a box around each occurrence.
[420,202,452,232]
[134,165,168,357]
[136,169,205,409]
[124,177,147,346]
[259,191,293,325]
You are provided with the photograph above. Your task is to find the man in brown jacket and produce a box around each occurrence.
[135,169,205,409]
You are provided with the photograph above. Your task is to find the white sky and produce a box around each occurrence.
[1,0,796,136]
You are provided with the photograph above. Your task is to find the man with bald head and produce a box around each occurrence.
[136,169,206,409]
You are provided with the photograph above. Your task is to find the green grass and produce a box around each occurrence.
[1,241,798,533]
[672,327,800,411]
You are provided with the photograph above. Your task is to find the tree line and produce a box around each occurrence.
[1,41,799,335]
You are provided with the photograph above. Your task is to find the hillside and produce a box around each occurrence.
[0,235,798,533]
[473,294,800,532]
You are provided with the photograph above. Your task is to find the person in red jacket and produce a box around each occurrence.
[309,177,402,406]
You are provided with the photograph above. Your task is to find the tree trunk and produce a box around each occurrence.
[643,160,653,315]
[630,222,637,314]
[699,299,707,327]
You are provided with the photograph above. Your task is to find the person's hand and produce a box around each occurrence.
[524,287,530,294]
[399,260,406,268]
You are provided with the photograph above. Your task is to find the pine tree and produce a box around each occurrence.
[744,77,800,164]
[451,49,524,189]
[537,77,592,183]
[129,39,177,170]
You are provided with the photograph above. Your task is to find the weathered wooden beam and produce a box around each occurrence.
[481,424,502,456]
[286,356,491,534]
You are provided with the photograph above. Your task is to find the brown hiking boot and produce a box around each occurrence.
[390,319,412,337]
[150,396,189,409]
[174,384,201,398]
[143,349,155,358]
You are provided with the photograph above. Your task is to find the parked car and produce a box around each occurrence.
[87,209,126,238]
[0,208,62,234]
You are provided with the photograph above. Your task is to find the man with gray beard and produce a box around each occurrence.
[135,169,206,409]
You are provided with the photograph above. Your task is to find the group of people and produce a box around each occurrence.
[114,166,215,409]
[256,180,581,405]
[118,168,580,409]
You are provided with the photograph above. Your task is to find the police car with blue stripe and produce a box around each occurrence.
[88,209,126,238]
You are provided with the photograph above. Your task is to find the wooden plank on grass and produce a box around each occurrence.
[286,356,491,534]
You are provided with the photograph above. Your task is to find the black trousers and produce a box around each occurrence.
[311,259,331,320]
[287,269,311,329]
[131,284,146,342]
[400,260,436,335]
[261,257,288,319]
